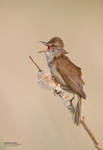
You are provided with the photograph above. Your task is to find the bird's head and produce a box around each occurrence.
[38,37,68,58]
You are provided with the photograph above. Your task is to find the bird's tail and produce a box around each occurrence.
[74,96,82,125]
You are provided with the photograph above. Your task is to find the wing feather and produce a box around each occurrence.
[55,55,86,99]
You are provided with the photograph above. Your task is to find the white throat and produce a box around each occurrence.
[44,51,54,66]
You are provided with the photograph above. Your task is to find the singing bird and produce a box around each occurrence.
[39,37,86,125]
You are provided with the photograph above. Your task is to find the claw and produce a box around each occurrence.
[54,89,62,96]
[69,96,74,103]
[69,93,75,103]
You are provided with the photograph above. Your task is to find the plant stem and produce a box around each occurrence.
[80,116,102,150]
[29,56,42,72]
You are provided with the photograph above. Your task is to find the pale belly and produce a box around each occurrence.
[50,64,67,86]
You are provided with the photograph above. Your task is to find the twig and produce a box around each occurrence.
[80,117,102,150]
[29,56,42,72]
[29,56,102,150]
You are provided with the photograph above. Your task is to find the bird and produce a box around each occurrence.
[39,37,86,125]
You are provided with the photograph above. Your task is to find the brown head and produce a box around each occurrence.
[46,37,64,49]
[39,37,68,57]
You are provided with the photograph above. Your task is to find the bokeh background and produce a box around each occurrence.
[0,0,103,150]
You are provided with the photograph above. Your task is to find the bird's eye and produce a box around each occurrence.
[52,44,55,47]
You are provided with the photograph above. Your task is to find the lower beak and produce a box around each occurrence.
[38,48,49,53]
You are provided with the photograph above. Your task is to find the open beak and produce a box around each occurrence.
[38,41,49,53]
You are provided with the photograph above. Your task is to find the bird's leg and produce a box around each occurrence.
[66,93,75,114]
[54,89,62,96]
[69,93,75,103]
[54,84,62,96]
[68,93,76,112]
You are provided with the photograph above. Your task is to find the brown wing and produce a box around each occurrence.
[55,55,86,99]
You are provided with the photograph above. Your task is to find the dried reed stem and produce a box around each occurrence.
[80,117,102,150]
[29,56,42,72]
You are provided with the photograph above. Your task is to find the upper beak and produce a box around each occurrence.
[38,41,49,53]
[39,41,47,45]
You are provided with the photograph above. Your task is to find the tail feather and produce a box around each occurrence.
[74,96,82,125]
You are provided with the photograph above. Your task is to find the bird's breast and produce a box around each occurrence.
[50,63,66,86]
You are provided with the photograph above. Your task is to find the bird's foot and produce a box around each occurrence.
[54,84,62,96]
[69,96,74,103]
[67,97,75,114]
[54,89,62,96]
